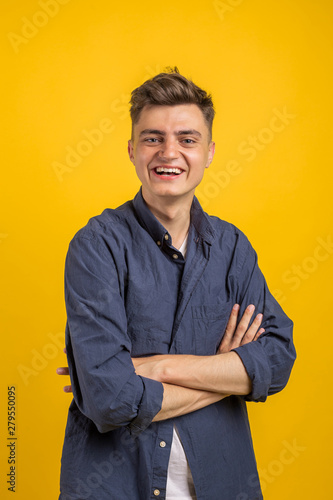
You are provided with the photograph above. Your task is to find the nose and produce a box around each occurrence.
[158,138,179,161]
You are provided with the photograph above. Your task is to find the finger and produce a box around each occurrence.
[63,348,67,354]
[253,327,265,342]
[57,367,70,375]
[63,385,72,393]
[241,313,263,345]
[231,304,255,344]
[223,304,240,342]
[218,304,240,353]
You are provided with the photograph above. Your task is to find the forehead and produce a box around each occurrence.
[134,104,209,136]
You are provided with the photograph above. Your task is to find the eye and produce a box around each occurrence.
[144,137,160,143]
[182,138,196,144]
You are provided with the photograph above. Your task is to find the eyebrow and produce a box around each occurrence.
[139,129,165,137]
[139,128,202,138]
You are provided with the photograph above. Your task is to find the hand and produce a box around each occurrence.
[217,304,265,354]
[56,366,72,393]
[56,348,72,393]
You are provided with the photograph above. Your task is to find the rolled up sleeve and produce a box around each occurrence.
[64,231,164,436]
[232,236,296,402]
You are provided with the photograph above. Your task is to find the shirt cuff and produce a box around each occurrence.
[232,341,271,402]
[127,376,164,437]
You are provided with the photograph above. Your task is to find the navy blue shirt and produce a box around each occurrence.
[59,189,295,500]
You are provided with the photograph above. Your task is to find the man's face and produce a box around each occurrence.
[128,104,215,205]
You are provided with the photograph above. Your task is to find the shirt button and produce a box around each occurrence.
[172,253,178,259]
[164,234,169,241]
[159,441,166,448]
[156,241,161,246]
[154,489,161,496]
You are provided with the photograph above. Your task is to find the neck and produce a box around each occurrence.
[142,189,192,249]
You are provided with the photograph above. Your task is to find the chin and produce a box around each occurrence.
[155,188,183,197]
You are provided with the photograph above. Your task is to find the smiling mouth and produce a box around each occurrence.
[154,167,184,176]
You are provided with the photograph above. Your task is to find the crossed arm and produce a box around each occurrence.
[58,304,264,422]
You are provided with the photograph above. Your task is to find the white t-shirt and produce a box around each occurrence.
[165,234,197,500]
[165,426,197,499]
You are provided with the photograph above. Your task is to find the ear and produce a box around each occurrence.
[128,140,135,164]
[205,141,215,168]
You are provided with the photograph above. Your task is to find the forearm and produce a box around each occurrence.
[162,352,251,395]
[152,383,227,422]
[135,352,251,396]
[161,352,252,396]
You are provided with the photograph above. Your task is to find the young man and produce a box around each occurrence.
[58,69,296,500]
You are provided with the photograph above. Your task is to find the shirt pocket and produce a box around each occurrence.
[191,303,232,355]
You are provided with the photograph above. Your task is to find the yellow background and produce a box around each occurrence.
[1,0,332,498]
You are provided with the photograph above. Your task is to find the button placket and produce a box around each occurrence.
[151,432,169,498]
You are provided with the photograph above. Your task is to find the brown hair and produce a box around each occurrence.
[129,67,215,141]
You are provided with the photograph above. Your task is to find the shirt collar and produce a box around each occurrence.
[190,195,216,245]
[132,188,216,247]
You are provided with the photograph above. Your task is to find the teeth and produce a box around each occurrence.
[155,167,183,174]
